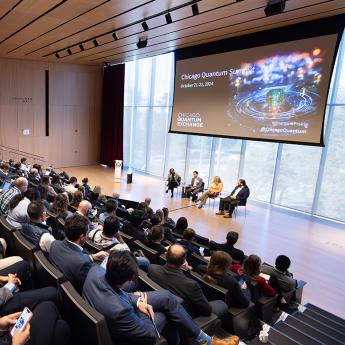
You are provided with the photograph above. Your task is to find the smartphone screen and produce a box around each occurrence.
[10,307,32,336]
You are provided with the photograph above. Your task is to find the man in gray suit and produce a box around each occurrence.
[185,171,204,201]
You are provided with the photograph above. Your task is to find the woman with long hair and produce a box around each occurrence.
[70,190,83,208]
[50,193,72,220]
[166,168,181,198]
[199,251,250,308]
[196,176,223,208]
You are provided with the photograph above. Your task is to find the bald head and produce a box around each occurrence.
[166,244,187,268]
[77,200,92,216]
[112,192,120,200]
[15,177,28,193]
[30,168,39,177]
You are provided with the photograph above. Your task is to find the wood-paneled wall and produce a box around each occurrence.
[0,58,102,168]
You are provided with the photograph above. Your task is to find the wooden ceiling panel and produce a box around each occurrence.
[0,0,343,65]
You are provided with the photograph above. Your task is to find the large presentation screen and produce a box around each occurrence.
[170,34,339,145]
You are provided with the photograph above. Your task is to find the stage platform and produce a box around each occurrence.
[58,164,345,319]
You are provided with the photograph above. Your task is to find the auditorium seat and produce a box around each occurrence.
[12,230,37,273]
[189,252,209,269]
[0,215,17,255]
[84,238,104,254]
[134,240,166,265]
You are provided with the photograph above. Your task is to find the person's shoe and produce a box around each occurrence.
[165,189,169,193]
[198,205,203,208]
[211,335,239,345]
[171,194,174,198]
[223,214,232,218]
[215,211,225,215]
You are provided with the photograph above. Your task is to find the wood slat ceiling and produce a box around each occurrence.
[0,0,344,65]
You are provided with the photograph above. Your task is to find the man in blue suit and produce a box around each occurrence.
[83,251,239,345]
[49,214,108,293]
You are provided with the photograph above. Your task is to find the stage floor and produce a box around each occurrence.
[59,165,345,319]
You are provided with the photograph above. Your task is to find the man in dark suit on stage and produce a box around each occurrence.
[216,179,250,218]
[185,171,204,201]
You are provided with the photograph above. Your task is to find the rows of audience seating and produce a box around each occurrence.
[0,158,344,345]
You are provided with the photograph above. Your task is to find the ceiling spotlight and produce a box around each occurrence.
[192,3,199,16]
[93,39,99,47]
[137,37,148,49]
[165,12,172,24]
[79,44,85,51]
[55,52,60,58]
[67,48,72,55]
[112,32,119,40]
[142,21,149,31]
[264,0,286,17]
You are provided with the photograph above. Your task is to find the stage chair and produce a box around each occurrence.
[233,199,248,218]
[208,192,221,208]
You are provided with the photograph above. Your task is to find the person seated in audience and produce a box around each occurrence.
[6,188,40,228]
[197,251,250,308]
[50,193,73,220]
[196,176,223,209]
[49,214,108,293]
[81,177,91,199]
[32,164,43,176]
[121,217,147,243]
[162,207,175,229]
[174,216,188,235]
[28,168,41,185]
[186,171,204,202]
[89,185,106,207]
[98,199,118,224]
[148,244,228,318]
[216,179,250,219]
[50,175,64,193]
[0,259,58,316]
[37,184,50,211]
[143,197,153,214]
[75,200,92,218]
[83,250,238,345]
[64,176,78,194]
[19,158,29,175]
[41,176,57,197]
[156,208,176,244]
[89,215,150,271]
[0,300,70,345]
[21,201,55,254]
[211,231,245,264]
[70,190,83,208]
[0,177,28,215]
[177,228,201,256]
[0,163,8,180]
[166,168,181,198]
[261,255,298,293]
[132,202,148,223]
[238,255,276,298]
[146,225,167,255]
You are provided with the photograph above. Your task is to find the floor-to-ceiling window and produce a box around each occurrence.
[123,34,345,222]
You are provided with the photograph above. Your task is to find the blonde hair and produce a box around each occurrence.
[212,176,221,184]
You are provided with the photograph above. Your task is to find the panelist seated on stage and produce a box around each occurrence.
[185,171,204,201]
[195,176,223,209]
[166,168,181,198]
[216,179,250,218]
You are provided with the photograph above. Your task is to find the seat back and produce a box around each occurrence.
[118,231,136,251]
[134,240,166,265]
[67,204,77,213]
[12,231,37,273]
[193,234,210,248]
[60,281,113,345]
[189,252,209,269]
[84,238,103,254]
[0,215,17,255]
[34,250,66,290]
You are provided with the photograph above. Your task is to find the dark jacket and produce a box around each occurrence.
[21,222,50,248]
[197,265,250,308]
[211,242,245,263]
[121,221,146,243]
[49,239,93,293]
[146,241,167,255]
[148,264,211,316]
[177,239,201,256]
[230,186,250,205]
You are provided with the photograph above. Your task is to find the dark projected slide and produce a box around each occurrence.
[170,34,338,145]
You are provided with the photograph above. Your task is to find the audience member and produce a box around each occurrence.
[75,200,92,218]
[21,201,55,254]
[81,177,91,199]
[0,178,28,215]
[98,199,118,224]
[177,228,201,256]
[19,158,29,173]
[6,188,40,228]
[146,225,167,255]
[37,183,50,210]
[0,163,8,180]
[70,190,83,208]
[49,214,108,293]
[121,219,146,243]
[196,176,223,208]
[64,177,78,194]
[198,251,250,308]
[83,251,238,345]
[161,207,176,243]
[51,175,64,193]
[211,232,245,263]
[148,245,228,318]
[50,193,72,220]
[174,216,188,235]
[41,176,57,197]
[28,168,41,185]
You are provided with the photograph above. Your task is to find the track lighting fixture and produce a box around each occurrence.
[142,21,149,31]
[67,49,72,55]
[264,0,286,17]
[79,44,85,51]
[165,12,172,24]
[55,52,60,58]
[137,37,148,49]
[112,32,119,40]
[192,3,199,16]
[93,39,99,47]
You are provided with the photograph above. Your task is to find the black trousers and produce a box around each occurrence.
[219,196,238,215]
[167,181,178,192]
[185,187,201,200]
